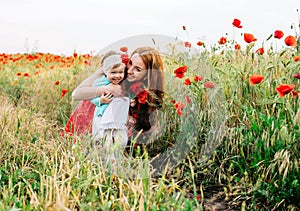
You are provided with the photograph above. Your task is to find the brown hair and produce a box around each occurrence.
[131,47,165,110]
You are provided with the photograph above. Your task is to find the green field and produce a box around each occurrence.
[1,26,300,210]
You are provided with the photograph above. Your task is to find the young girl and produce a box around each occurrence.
[91,52,129,166]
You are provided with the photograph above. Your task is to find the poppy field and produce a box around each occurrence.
[1,17,300,210]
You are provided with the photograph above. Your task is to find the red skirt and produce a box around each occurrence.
[61,100,96,137]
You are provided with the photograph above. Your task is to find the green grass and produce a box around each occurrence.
[0,39,300,210]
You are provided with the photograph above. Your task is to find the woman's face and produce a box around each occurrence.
[126,53,147,82]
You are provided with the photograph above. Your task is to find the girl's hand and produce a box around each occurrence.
[100,92,113,104]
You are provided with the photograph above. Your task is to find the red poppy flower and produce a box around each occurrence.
[176,109,182,116]
[218,37,227,45]
[185,41,191,48]
[292,91,298,98]
[244,33,257,43]
[249,74,264,85]
[73,52,78,58]
[55,81,60,85]
[232,19,242,28]
[61,89,68,98]
[185,95,192,104]
[174,66,187,78]
[293,56,300,62]
[197,41,204,46]
[184,78,191,86]
[234,44,241,50]
[174,101,185,110]
[194,75,204,82]
[274,30,284,39]
[137,90,148,104]
[256,47,264,55]
[121,54,130,64]
[174,102,185,116]
[294,74,300,79]
[284,35,297,47]
[120,46,128,52]
[170,99,176,104]
[204,81,215,89]
[16,72,22,76]
[276,84,295,97]
[182,26,186,30]
[129,81,144,94]
[23,73,29,77]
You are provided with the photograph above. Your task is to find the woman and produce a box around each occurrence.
[65,47,165,142]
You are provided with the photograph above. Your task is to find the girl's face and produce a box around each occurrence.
[106,65,125,85]
[126,53,147,82]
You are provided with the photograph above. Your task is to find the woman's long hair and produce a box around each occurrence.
[126,47,165,131]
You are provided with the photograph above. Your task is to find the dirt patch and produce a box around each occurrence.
[202,186,240,211]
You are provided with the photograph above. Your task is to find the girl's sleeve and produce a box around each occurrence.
[90,96,101,107]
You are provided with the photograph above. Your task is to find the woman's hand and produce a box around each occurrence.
[104,83,123,97]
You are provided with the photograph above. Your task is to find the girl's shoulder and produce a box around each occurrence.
[93,75,109,86]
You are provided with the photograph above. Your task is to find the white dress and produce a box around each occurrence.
[92,97,130,165]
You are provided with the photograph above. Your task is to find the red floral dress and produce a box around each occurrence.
[61,100,95,137]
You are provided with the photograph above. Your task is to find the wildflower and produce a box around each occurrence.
[232,18,242,28]
[293,56,300,62]
[120,46,128,52]
[182,26,186,30]
[174,66,187,78]
[23,73,29,77]
[218,37,227,45]
[294,74,300,79]
[249,74,264,85]
[73,52,78,58]
[256,47,264,55]
[61,89,68,98]
[274,30,284,39]
[244,33,257,43]
[194,75,204,82]
[196,195,202,200]
[55,81,60,85]
[121,54,130,64]
[284,35,297,47]
[34,71,40,75]
[184,78,191,86]
[185,41,191,48]
[174,102,185,116]
[197,41,204,46]
[134,139,140,148]
[204,81,215,88]
[185,95,192,104]
[234,44,241,50]
[276,84,295,97]
[16,72,22,76]
[292,91,298,98]
[137,90,148,104]
[129,81,144,95]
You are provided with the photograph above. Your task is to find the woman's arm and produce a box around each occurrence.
[72,68,123,100]
[72,68,104,100]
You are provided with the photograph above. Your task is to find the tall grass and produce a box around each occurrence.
[0,37,300,211]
